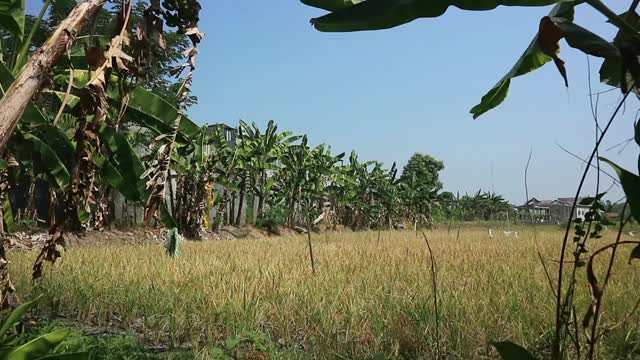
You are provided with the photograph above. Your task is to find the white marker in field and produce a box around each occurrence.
[488,229,494,238]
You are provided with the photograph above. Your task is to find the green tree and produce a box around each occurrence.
[399,153,444,225]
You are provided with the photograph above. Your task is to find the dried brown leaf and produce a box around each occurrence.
[538,16,568,87]
[86,47,106,70]
[32,227,66,280]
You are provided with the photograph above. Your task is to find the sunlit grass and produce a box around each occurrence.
[8,227,640,358]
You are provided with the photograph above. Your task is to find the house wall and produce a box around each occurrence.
[575,207,589,220]
[549,204,570,221]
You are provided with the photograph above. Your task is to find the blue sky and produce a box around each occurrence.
[31,1,640,204]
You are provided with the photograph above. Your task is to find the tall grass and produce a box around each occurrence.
[8,228,640,358]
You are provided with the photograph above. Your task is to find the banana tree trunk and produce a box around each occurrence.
[229,192,236,225]
[287,189,297,228]
[213,189,227,230]
[236,175,246,226]
[0,0,107,152]
[257,171,266,219]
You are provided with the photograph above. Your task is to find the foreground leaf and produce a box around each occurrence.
[600,11,640,92]
[549,18,619,59]
[7,329,69,360]
[601,158,640,223]
[302,0,363,11]
[538,16,567,86]
[539,16,620,85]
[307,0,563,32]
[0,295,42,337]
[583,251,603,331]
[470,1,574,119]
[492,341,536,360]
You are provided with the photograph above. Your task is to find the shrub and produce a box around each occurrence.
[256,206,289,233]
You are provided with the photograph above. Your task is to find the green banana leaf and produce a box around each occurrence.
[14,132,71,191]
[302,0,363,11]
[0,295,42,339]
[470,1,574,119]
[599,11,640,91]
[305,0,563,32]
[55,70,199,145]
[44,90,81,110]
[30,125,75,172]
[3,196,14,233]
[0,60,47,125]
[601,158,640,223]
[99,127,147,204]
[6,329,69,360]
[0,0,25,40]
[550,18,619,59]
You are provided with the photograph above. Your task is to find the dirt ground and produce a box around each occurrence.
[3,224,319,252]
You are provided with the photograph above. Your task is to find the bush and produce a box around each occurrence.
[256,206,289,233]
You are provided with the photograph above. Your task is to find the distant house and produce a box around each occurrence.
[517,197,591,223]
[207,123,238,148]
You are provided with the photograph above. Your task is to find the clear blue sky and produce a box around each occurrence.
[32,1,640,204]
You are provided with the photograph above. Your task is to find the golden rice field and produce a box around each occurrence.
[7,227,640,359]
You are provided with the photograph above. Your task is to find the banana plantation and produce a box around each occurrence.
[1,0,639,358]
[0,0,476,281]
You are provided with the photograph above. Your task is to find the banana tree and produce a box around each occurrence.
[274,136,343,227]
[206,124,240,230]
[238,120,301,223]
[331,151,394,229]
[172,129,207,239]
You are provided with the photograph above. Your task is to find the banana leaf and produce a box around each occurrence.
[6,329,69,360]
[55,70,199,146]
[99,127,147,204]
[470,1,575,118]
[0,295,42,338]
[13,132,71,191]
[0,0,25,40]
[30,125,75,171]
[3,196,14,233]
[305,0,563,32]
